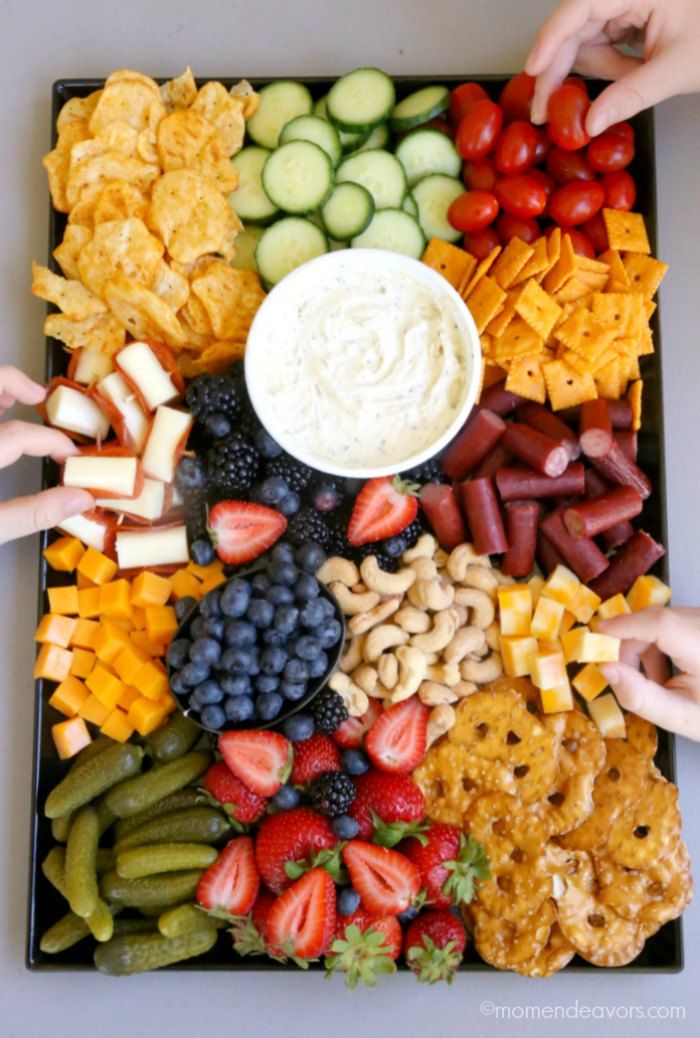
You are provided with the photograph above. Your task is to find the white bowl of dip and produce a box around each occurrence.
[245,249,482,479]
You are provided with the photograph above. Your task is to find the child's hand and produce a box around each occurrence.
[598,607,700,741]
[526,0,700,133]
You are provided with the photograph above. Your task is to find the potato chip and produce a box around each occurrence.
[105,69,161,96]
[148,169,239,263]
[160,67,198,111]
[89,75,166,137]
[53,224,93,280]
[181,291,214,337]
[621,253,668,299]
[44,311,126,354]
[156,110,216,171]
[42,121,92,213]
[515,278,562,340]
[65,151,160,211]
[150,260,189,312]
[103,273,186,348]
[602,209,650,254]
[190,339,247,373]
[494,317,544,363]
[505,355,547,403]
[191,81,247,156]
[462,246,501,297]
[190,261,265,341]
[92,181,149,225]
[194,134,240,193]
[544,359,597,410]
[31,262,107,321]
[136,128,159,164]
[465,275,507,334]
[422,239,476,290]
[78,217,164,298]
[93,121,139,158]
[230,79,260,121]
[56,91,102,133]
[492,238,534,289]
[628,379,643,431]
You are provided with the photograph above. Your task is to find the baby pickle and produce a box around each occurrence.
[41,847,68,897]
[116,843,218,879]
[158,902,215,939]
[94,927,217,975]
[113,917,158,935]
[147,713,200,763]
[113,788,204,841]
[51,813,73,843]
[96,847,116,873]
[70,734,115,770]
[115,807,230,852]
[85,898,114,943]
[45,743,144,819]
[104,750,211,819]
[100,869,204,909]
[39,911,91,954]
[65,806,100,919]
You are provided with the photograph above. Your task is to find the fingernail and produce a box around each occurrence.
[600,664,620,684]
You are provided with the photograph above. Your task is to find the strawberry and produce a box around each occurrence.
[290,733,341,786]
[325,909,401,989]
[401,826,491,909]
[251,888,276,942]
[335,909,402,959]
[349,770,426,842]
[347,476,419,547]
[332,700,382,749]
[342,840,421,917]
[218,729,292,797]
[364,696,429,774]
[230,888,276,957]
[254,807,339,895]
[266,867,337,961]
[201,760,267,826]
[208,501,286,565]
[196,836,260,920]
[403,909,467,984]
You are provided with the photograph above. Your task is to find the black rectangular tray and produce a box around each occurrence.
[26,74,681,972]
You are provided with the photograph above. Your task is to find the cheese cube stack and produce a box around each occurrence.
[588,693,626,739]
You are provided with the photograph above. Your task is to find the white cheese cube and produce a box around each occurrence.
[71,349,114,386]
[588,693,626,739]
[117,341,179,411]
[45,385,110,441]
[116,525,189,570]
[140,406,192,483]
[96,479,166,522]
[97,372,150,453]
[64,456,139,498]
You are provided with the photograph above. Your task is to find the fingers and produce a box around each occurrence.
[640,645,670,685]
[0,487,94,546]
[599,608,700,676]
[0,367,46,412]
[0,421,80,469]
[531,35,582,123]
[585,49,683,134]
[574,42,642,81]
[525,0,597,76]
[599,661,700,740]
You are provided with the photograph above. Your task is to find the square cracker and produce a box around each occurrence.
[466,275,507,334]
[505,355,547,403]
[493,316,544,362]
[622,253,668,299]
[461,246,502,297]
[602,209,650,254]
[422,239,477,290]
[492,238,534,289]
[543,358,597,410]
[515,279,562,340]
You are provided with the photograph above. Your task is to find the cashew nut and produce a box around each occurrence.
[484,621,501,652]
[410,610,456,654]
[391,646,428,703]
[352,664,379,695]
[494,571,517,587]
[316,556,360,587]
[394,606,431,634]
[449,602,469,628]
[377,652,398,690]
[454,587,495,629]
[329,582,381,616]
[427,704,456,747]
[363,623,409,662]
[330,672,369,716]
[443,625,488,664]
[348,597,401,635]
[434,548,450,569]
[402,533,436,562]
[459,652,504,683]
[367,682,394,700]
[447,543,490,582]
[339,634,365,673]
[455,679,478,698]
[360,555,416,596]
[328,671,349,694]
[408,557,438,581]
[424,662,461,686]
[461,565,498,595]
[408,578,455,611]
[419,680,458,705]
[422,651,440,665]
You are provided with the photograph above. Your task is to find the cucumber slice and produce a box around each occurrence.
[336,149,406,210]
[349,121,391,154]
[395,128,462,187]
[313,96,328,118]
[327,67,395,133]
[412,173,464,243]
[255,217,329,286]
[321,182,375,241]
[247,81,312,149]
[229,147,279,224]
[402,193,418,218]
[280,114,342,168]
[231,225,264,271]
[262,141,334,214]
[351,208,426,259]
[390,85,450,131]
[315,95,370,152]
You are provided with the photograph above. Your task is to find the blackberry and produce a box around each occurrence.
[264,454,315,495]
[310,771,356,817]
[402,517,424,549]
[310,689,349,734]
[207,433,261,495]
[186,374,242,424]
[182,489,208,543]
[354,543,399,573]
[238,407,263,441]
[401,455,448,485]
[287,507,333,549]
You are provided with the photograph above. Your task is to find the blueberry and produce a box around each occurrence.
[310,484,339,512]
[256,674,280,694]
[174,597,197,623]
[284,658,309,684]
[220,674,252,696]
[255,693,283,721]
[255,428,282,459]
[220,578,251,618]
[383,535,406,559]
[167,638,191,669]
[282,712,314,741]
[199,590,222,619]
[318,619,343,650]
[268,560,298,586]
[280,680,308,701]
[220,648,255,675]
[278,492,301,516]
[260,645,288,675]
[187,690,204,710]
[176,455,207,493]
[294,573,320,602]
[190,537,216,567]
[398,906,419,925]
[271,542,295,565]
[201,617,225,640]
[341,749,369,776]
[337,884,361,913]
[205,412,231,439]
[189,637,222,667]
[180,661,211,687]
[261,627,286,647]
[194,679,225,705]
[274,604,299,635]
[260,476,290,506]
[224,695,255,723]
[294,635,322,661]
[300,599,328,629]
[273,784,300,811]
[225,620,257,648]
[169,670,188,696]
[247,599,274,628]
[295,542,326,574]
[266,584,294,606]
[251,573,271,595]
[189,616,206,640]
[200,704,226,729]
[307,652,328,679]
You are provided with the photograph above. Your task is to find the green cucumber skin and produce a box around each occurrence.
[45,743,145,819]
[104,750,211,819]
[390,85,450,131]
[327,68,396,134]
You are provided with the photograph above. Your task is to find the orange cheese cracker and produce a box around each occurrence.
[602,208,650,254]
[543,359,597,410]
[421,239,477,290]
[466,275,507,334]
[514,278,562,340]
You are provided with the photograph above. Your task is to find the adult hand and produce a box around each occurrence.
[0,366,93,546]
[525,0,700,133]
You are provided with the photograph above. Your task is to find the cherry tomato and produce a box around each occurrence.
[494,121,539,174]
[527,168,555,215]
[465,227,500,259]
[563,76,588,93]
[549,180,605,226]
[567,228,595,258]
[546,147,594,184]
[599,170,637,211]
[547,84,591,150]
[496,213,541,245]
[447,190,499,233]
[494,173,547,218]
[424,117,453,136]
[532,128,550,164]
[449,82,489,127]
[462,156,498,191]
[580,213,608,253]
[608,120,635,142]
[456,99,503,160]
[498,72,535,123]
[587,133,634,173]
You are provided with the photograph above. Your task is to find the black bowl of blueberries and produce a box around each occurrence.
[167,541,346,732]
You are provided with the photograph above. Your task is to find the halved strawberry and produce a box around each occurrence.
[266,867,337,961]
[208,501,286,565]
[196,836,260,920]
[364,697,429,774]
[332,700,382,749]
[347,477,419,547]
[342,841,421,917]
[218,729,292,796]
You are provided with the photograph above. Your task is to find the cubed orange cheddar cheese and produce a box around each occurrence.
[541,680,574,714]
[596,594,631,621]
[539,637,564,655]
[44,536,85,573]
[93,621,131,665]
[199,570,228,594]
[110,617,135,633]
[572,663,608,702]
[118,685,143,710]
[530,596,565,640]
[70,648,96,679]
[77,586,102,619]
[626,575,672,612]
[70,618,100,649]
[145,605,178,645]
[588,692,626,738]
[77,547,118,586]
[130,571,172,608]
[77,570,96,589]
[35,613,78,649]
[527,574,545,607]
[498,585,533,637]
[187,558,224,581]
[131,607,147,630]
[52,716,91,759]
[562,628,620,664]
[132,660,169,700]
[567,585,602,625]
[529,651,568,691]
[34,643,73,682]
[541,565,580,607]
[169,569,202,602]
[501,635,539,678]
[113,644,149,685]
[559,610,577,635]
[47,585,80,616]
[101,708,135,742]
[48,675,89,717]
[160,692,177,715]
[130,630,167,657]
[128,696,169,735]
[99,579,133,620]
[86,665,126,710]
[78,694,111,726]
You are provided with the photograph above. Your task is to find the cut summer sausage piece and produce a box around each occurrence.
[473,443,513,480]
[602,520,635,551]
[516,402,581,461]
[440,407,506,480]
[502,423,569,478]
[496,462,585,502]
[539,509,609,583]
[537,528,566,575]
[459,477,509,555]
[478,379,526,417]
[501,500,539,577]
[613,430,638,462]
[579,398,613,459]
[606,398,633,431]
[590,530,665,599]
[591,442,652,500]
[563,486,643,539]
[583,467,609,500]
[419,483,469,551]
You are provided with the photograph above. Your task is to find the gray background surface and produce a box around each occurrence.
[0,1,698,1034]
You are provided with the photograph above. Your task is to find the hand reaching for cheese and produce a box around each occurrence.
[526,0,700,132]
[598,607,700,741]
[0,367,93,546]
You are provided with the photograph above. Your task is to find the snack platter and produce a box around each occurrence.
[26,70,685,978]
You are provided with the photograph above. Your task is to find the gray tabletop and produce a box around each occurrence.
[1,1,699,1035]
